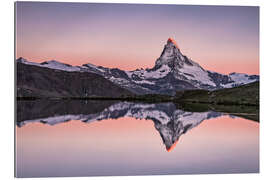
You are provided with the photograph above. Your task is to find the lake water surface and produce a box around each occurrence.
[16,100,259,177]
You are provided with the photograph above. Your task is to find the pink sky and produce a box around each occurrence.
[16,2,259,75]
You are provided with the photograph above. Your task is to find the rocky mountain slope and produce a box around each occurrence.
[17,62,133,98]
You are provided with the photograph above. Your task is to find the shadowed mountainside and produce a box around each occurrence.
[17,62,133,98]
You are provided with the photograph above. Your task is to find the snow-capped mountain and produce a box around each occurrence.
[17,38,259,95]
[221,72,259,88]
[17,101,222,151]
[17,58,81,72]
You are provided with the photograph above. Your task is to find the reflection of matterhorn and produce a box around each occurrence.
[153,110,221,151]
[17,101,222,151]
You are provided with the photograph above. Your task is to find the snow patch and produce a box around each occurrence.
[229,73,256,84]
[41,60,81,72]
[221,73,257,88]
[134,80,155,85]
[177,64,216,86]
[126,65,171,80]
[83,63,106,72]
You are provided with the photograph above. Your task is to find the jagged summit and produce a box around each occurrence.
[155,38,185,68]
[167,37,180,49]
[155,38,201,73]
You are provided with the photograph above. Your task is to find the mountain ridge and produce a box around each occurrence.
[17,62,133,98]
[17,38,259,95]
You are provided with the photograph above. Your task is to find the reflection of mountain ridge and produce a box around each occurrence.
[17,100,117,123]
[17,100,222,151]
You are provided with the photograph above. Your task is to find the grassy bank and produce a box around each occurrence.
[174,81,259,106]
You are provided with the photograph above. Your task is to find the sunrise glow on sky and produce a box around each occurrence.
[16,2,259,75]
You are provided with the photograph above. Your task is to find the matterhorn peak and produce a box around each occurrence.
[154,38,185,68]
[167,37,180,49]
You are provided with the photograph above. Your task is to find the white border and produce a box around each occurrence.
[1,0,269,180]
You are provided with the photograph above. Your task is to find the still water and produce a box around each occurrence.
[16,100,259,177]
